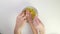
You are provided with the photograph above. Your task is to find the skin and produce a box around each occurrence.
[14,10,45,34]
[26,10,38,34]
[33,16,45,34]
[14,12,27,34]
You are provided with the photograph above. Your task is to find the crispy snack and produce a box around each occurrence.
[22,6,37,19]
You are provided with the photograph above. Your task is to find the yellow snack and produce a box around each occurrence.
[23,6,37,19]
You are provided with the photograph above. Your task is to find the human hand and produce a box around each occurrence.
[26,10,38,34]
[33,16,45,34]
[14,12,26,34]
[26,9,33,23]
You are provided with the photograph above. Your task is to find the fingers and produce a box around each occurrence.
[33,16,40,26]
[26,10,33,23]
[26,10,31,17]
[22,16,26,20]
[33,16,44,30]
[17,11,26,20]
[26,9,29,16]
[17,16,26,22]
[18,12,24,18]
[34,16,40,24]
[16,13,26,29]
[17,10,33,23]
[16,11,27,24]
[26,10,32,19]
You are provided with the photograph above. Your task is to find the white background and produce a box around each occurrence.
[0,0,60,34]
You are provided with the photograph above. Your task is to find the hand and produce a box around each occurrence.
[26,9,33,23]
[14,12,26,34]
[33,16,45,34]
[26,10,38,34]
